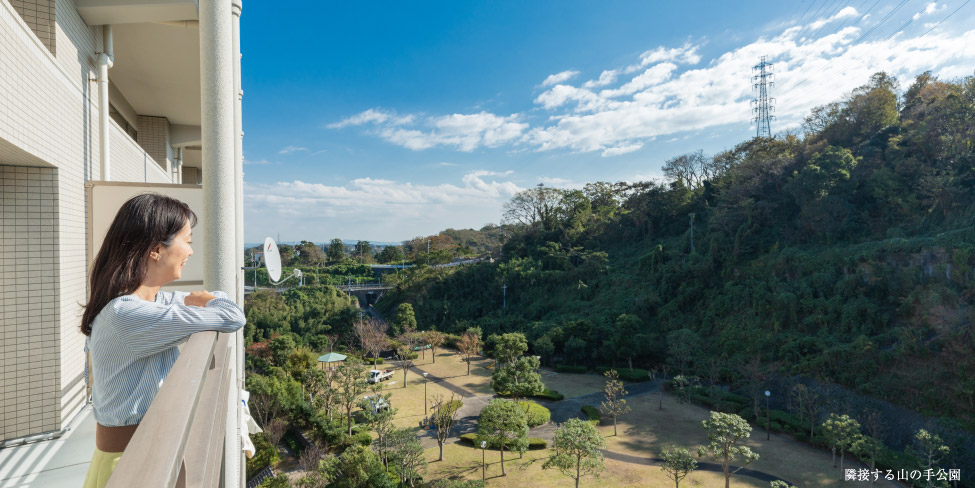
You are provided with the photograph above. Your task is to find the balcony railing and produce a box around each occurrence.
[106,331,236,487]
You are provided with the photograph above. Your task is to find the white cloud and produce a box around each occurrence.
[278,145,307,154]
[601,143,643,157]
[344,111,529,152]
[329,19,975,157]
[582,70,620,88]
[245,171,522,242]
[327,109,414,129]
[914,2,944,20]
[638,43,702,66]
[541,70,580,87]
[243,159,278,166]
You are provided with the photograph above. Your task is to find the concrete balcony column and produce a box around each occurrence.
[200,2,240,486]
[200,0,235,293]
[231,2,245,487]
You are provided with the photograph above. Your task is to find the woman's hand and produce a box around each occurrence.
[184,290,217,307]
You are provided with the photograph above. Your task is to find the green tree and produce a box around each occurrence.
[353,240,372,263]
[666,328,701,378]
[493,332,529,365]
[391,303,417,336]
[542,418,605,488]
[821,413,862,472]
[320,444,394,488]
[491,355,544,401]
[910,429,950,488]
[612,314,643,371]
[269,335,297,367]
[661,445,697,488]
[430,394,463,461]
[424,330,446,363]
[335,356,369,435]
[698,411,759,488]
[534,335,555,366]
[478,399,529,476]
[326,238,346,263]
[376,245,404,264]
[389,427,426,487]
[850,435,883,485]
[600,370,631,436]
[564,336,588,366]
[458,328,482,375]
[305,368,338,422]
[295,240,325,266]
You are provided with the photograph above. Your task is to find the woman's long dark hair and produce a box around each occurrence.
[81,193,197,335]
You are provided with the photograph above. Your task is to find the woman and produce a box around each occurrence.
[81,193,245,488]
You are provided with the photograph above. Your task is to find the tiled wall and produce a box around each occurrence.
[9,0,55,55]
[137,115,171,174]
[0,0,173,441]
[0,165,61,440]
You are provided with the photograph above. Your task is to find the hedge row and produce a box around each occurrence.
[581,405,601,424]
[460,433,547,450]
[534,389,565,401]
[497,389,564,402]
[594,366,651,382]
[554,364,651,382]
[518,401,551,427]
[555,364,587,374]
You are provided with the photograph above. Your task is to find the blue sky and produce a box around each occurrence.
[240,0,975,244]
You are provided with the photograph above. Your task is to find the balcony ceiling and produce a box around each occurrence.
[76,0,198,26]
[110,22,201,127]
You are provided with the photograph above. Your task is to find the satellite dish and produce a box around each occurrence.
[264,237,282,282]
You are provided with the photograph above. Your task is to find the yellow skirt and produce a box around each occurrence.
[82,448,123,488]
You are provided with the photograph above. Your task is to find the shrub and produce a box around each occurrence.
[738,406,757,422]
[555,364,587,374]
[595,366,650,382]
[768,410,805,435]
[441,333,463,350]
[428,480,485,488]
[527,437,547,449]
[282,430,305,457]
[459,433,547,450]
[534,389,564,401]
[518,401,551,427]
[349,431,373,448]
[581,405,601,424]
[246,432,279,480]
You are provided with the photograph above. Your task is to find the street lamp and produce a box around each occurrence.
[480,440,487,482]
[423,372,430,417]
[765,390,771,440]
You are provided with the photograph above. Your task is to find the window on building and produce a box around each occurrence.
[108,104,138,141]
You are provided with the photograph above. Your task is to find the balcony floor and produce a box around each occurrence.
[0,406,95,487]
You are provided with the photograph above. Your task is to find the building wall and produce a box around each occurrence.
[9,0,54,55]
[0,0,174,441]
[0,165,61,440]
[137,115,171,174]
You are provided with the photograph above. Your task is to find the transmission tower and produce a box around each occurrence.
[751,56,775,139]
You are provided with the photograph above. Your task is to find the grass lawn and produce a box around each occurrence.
[424,442,767,488]
[537,368,607,398]
[378,349,494,429]
[366,355,847,487]
[600,392,848,487]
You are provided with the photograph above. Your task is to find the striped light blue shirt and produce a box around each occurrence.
[87,290,245,427]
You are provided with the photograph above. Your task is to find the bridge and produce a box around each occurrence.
[244,283,392,308]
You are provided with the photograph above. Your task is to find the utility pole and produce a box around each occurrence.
[689,213,695,253]
[752,56,775,139]
[502,284,507,313]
